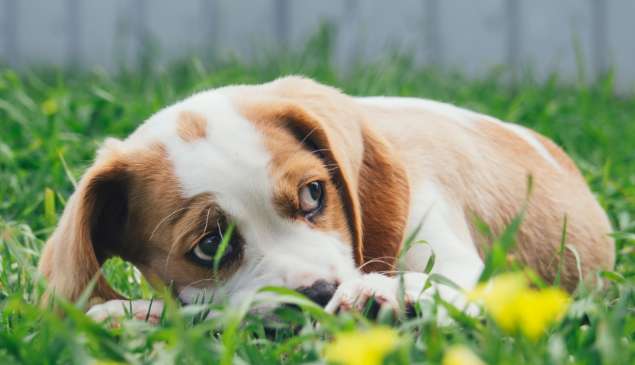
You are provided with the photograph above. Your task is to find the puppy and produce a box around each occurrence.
[38,76,614,321]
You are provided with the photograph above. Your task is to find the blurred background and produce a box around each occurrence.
[1,0,634,92]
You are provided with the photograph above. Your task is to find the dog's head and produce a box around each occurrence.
[38,77,410,307]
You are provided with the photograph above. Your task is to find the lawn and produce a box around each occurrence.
[1,36,634,364]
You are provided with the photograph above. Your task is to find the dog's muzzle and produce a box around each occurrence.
[296,280,337,307]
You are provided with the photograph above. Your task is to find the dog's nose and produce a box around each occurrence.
[297,280,337,307]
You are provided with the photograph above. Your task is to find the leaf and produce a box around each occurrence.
[43,188,56,227]
[598,271,625,284]
[57,150,77,188]
[554,215,569,287]
[478,175,532,282]
[213,222,236,274]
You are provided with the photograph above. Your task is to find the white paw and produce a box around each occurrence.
[86,299,164,324]
[324,272,480,324]
[325,273,407,314]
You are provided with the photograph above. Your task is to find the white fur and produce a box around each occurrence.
[86,299,164,323]
[498,122,561,170]
[323,96,500,315]
[403,180,484,289]
[324,180,485,316]
[118,91,359,307]
[325,272,478,323]
[89,92,492,320]
[356,96,562,170]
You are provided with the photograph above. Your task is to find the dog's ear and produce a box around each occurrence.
[355,125,410,272]
[38,144,131,304]
[240,76,410,272]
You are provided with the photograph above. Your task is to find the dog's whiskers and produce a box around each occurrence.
[183,277,216,288]
[202,208,212,237]
[298,127,319,146]
[164,207,214,274]
[310,148,331,154]
[149,207,189,241]
[357,257,398,271]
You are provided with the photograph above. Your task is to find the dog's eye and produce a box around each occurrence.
[189,232,233,266]
[299,181,324,217]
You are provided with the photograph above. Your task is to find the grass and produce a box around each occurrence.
[1,32,634,364]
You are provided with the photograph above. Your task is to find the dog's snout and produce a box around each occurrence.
[297,280,337,307]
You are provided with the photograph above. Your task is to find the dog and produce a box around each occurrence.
[38,76,615,321]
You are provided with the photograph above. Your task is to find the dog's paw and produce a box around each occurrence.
[324,273,411,315]
[324,272,480,324]
[86,299,164,324]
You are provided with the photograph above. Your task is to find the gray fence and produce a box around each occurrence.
[1,1,634,91]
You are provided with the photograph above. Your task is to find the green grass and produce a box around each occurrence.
[1,34,634,364]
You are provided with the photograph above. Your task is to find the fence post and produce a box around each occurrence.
[505,0,521,84]
[66,0,81,68]
[423,0,442,67]
[274,0,290,49]
[132,0,149,69]
[2,0,19,66]
[201,0,219,59]
[339,0,360,69]
[590,0,608,82]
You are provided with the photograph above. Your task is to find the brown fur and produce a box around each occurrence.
[355,125,410,272]
[358,99,614,290]
[39,76,615,305]
[176,111,207,142]
[256,121,353,244]
[38,141,241,304]
[232,77,411,273]
[470,120,613,289]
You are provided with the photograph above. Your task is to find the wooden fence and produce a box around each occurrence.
[1,0,633,90]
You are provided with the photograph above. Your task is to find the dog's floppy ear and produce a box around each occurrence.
[38,143,131,304]
[355,125,410,272]
[240,76,410,272]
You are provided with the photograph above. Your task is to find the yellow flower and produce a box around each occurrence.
[443,345,485,365]
[324,326,399,365]
[468,272,527,332]
[41,98,59,116]
[469,272,570,341]
[515,287,570,341]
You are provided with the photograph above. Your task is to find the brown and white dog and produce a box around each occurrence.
[38,76,615,321]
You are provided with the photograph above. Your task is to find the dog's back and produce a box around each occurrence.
[356,96,614,290]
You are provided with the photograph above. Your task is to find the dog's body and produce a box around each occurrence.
[38,77,614,320]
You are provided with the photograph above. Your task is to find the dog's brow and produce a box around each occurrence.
[149,199,210,241]
[149,207,190,241]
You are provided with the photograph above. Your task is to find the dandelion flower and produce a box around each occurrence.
[41,98,59,116]
[324,326,399,365]
[516,287,570,341]
[443,345,485,365]
[468,272,527,332]
[469,272,570,341]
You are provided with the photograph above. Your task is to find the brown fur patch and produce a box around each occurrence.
[531,130,580,173]
[359,100,614,291]
[475,121,613,289]
[38,141,241,304]
[176,111,207,142]
[235,91,366,265]
[231,77,411,273]
[356,125,410,273]
[253,118,353,246]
